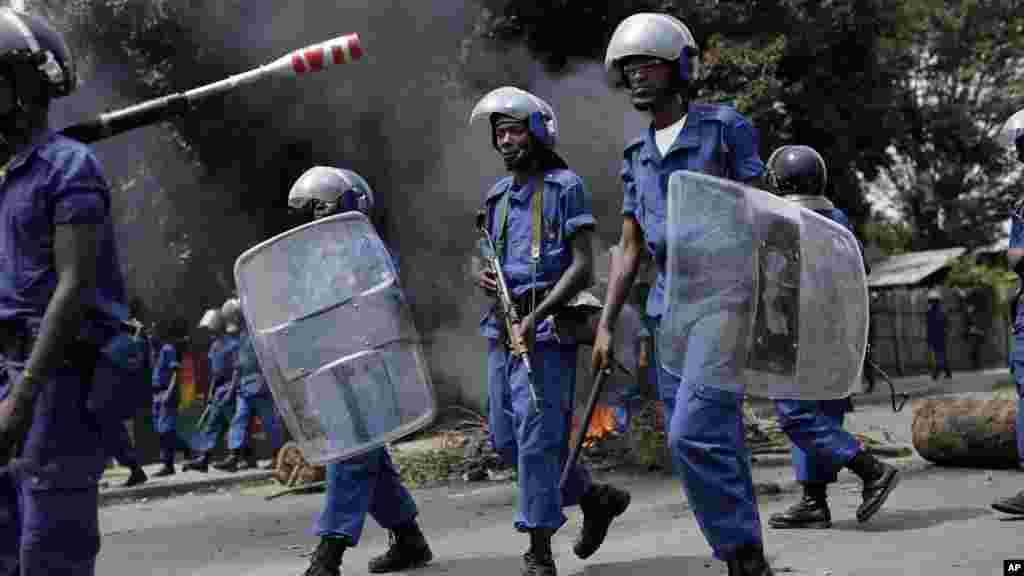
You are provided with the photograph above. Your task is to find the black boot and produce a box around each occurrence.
[769,483,831,529]
[154,463,175,477]
[846,451,900,523]
[725,543,774,576]
[183,453,209,472]
[573,483,631,559]
[368,520,433,573]
[237,446,258,471]
[522,528,556,576]
[122,466,148,488]
[302,537,348,576]
[212,449,242,472]
[992,491,1024,515]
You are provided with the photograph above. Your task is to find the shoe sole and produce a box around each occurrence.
[769,520,832,529]
[991,502,1024,515]
[574,491,632,560]
[367,548,432,573]
[857,468,900,523]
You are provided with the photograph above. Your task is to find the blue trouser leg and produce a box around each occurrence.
[247,396,282,450]
[227,394,251,450]
[100,419,138,469]
[0,358,104,575]
[192,395,235,454]
[659,312,763,561]
[1014,333,1024,468]
[774,399,860,484]
[314,447,419,544]
[646,314,681,476]
[487,339,592,532]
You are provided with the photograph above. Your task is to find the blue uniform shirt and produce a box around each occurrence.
[0,130,126,328]
[1011,202,1024,331]
[621,103,764,319]
[208,333,240,390]
[479,169,596,341]
[152,343,180,391]
[235,326,268,397]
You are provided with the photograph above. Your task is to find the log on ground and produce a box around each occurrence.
[912,393,1018,468]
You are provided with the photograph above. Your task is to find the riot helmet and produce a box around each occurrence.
[198,308,223,332]
[221,298,241,333]
[288,166,375,222]
[767,145,829,197]
[469,86,566,170]
[604,13,700,90]
[998,108,1024,162]
[0,8,75,101]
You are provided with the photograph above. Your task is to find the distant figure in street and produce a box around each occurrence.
[151,318,193,476]
[926,290,953,380]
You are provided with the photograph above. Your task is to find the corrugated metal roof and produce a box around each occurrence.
[867,247,966,288]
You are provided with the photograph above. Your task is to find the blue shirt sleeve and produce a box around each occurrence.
[563,176,596,239]
[621,157,639,219]
[162,344,180,370]
[727,114,765,182]
[47,145,111,226]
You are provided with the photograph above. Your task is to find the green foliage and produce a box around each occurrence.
[863,218,914,256]
[944,258,1017,302]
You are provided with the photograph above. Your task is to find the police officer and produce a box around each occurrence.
[470,87,630,576]
[763,145,900,529]
[98,296,148,487]
[0,7,128,573]
[992,110,1024,514]
[288,166,434,576]
[593,13,772,574]
[212,298,283,472]
[152,318,191,476]
[183,308,240,472]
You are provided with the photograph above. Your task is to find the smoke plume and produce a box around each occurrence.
[45,1,650,409]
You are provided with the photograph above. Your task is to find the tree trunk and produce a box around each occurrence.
[912,393,1018,469]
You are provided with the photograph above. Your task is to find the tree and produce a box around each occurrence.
[462,1,921,236]
[880,0,1024,251]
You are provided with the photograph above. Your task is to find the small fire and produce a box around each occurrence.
[574,404,619,449]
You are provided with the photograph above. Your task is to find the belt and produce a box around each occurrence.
[511,288,552,318]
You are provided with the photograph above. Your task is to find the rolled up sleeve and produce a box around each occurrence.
[563,178,596,238]
[621,157,639,218]
[728,116,766,182]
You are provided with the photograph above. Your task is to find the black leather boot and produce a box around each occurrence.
[183,452,209,472]
[573,483,631,559]
[769,483,831,529]
[725,543,774,576]
[846,450,900,523]
[122,466,148,487]
[212,449,242,472]
[522,528,556,576]
[301,537,348,576]
[368,520,433,573]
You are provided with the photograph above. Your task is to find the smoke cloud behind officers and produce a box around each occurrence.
[0,7,132,575]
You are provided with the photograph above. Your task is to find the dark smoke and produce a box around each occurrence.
[43,1,651,410]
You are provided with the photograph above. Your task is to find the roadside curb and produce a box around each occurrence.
[99,469,275,507]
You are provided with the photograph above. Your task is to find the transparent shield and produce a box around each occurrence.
[661,171,867,399]
[235,212,436,464]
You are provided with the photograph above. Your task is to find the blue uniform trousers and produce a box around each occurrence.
[0,353,105,575]
[191,387,236,454]
[487,339,592,532]
[314,447,418,544]
[227,394,282,451]
[773,399,860,484]
[99,419,138,469]
[1013,332,1024,468]
[652,313,764,562]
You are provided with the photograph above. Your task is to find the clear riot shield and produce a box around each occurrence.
[234,212,436,464]
[660,170,868,399]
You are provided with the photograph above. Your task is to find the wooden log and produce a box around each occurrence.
[912,393,1019,469]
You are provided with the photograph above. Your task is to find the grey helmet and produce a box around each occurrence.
[469,86,559,150]
[220,298,241,333]
[605,13,700,89]
[998,108,1024,152]
[0,8,76,99]
[287,166,375,217]
[197,308,222,331]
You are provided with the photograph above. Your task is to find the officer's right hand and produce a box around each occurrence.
[476,267,498,297]
[591,324,613,375]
